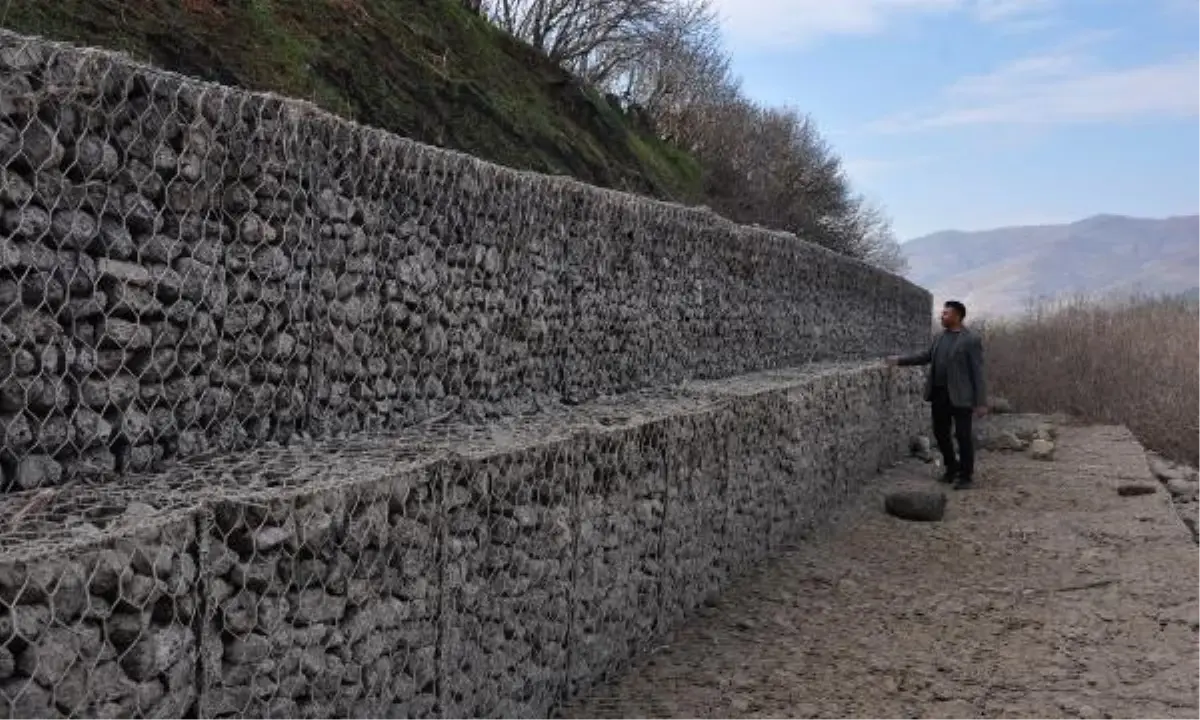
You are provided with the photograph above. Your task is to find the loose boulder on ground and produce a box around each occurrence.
[884,490,947,522]
[988,396,1013,414]
[1029,439,1055,461]
[1166,477,1198,503]
[909,435,934,463]
[1147,455,1183,482]
[976,414,1060,452]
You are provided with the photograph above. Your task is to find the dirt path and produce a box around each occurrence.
[561,424,1199,719]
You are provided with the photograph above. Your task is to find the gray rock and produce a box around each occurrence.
[0,677,55,717]
[16,625,101,685]
[2,204,50,240]
[991,430,1026,452]
[0,236,20,268]
[289,589,348,625]
[97,257,153,286]
[89,550,132,598]
[0,646,13,680]
[74,406,115,446]
[121,625,194,681]
[97,317,153,350]
[73,134,121,178]
[50,209,97,249]
[1029,439,1055,461]
[107,282,164,317]
[884,490,947,522]
[79,373,139,408]
[0,412,34,450]
[53,659,132,710]
[224,633,272,665]
[1148,456,1184,482]
[0,168,34,204]
[1117,483,1158,497]
[909,435,933,462]
[13,454,63,490]
[1167,477,1198,502]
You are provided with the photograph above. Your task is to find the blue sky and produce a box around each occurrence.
[710,0,1200,239]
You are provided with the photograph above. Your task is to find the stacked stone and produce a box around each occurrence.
[568,426,667,700]
[440,442,576,719]
[1,29,931,493]
[769,383,833,548]
[210,94,312,451]
[1,361,928,719]
[466,170,570,421]
[0,43,327,489]
[199,468,442,719]
[659,411,732,630]
[2,25,938,720]
[0,500,199,719]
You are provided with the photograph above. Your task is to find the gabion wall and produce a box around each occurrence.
[0,29,929,492]
[1,363,926,719]
[1,26,933,720]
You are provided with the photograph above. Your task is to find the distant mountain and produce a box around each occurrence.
[903,214,1200,318]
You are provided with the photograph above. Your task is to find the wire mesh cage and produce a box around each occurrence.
[0,26,930,720]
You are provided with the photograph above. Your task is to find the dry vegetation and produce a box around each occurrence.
[978,295,1200,465]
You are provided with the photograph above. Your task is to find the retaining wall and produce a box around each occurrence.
[1,362,925,719]
[1,27,935,720]
[0,29,929,491]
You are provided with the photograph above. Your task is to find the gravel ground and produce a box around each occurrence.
[561,423,1199,719]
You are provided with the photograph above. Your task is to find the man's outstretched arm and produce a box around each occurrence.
[886,340,934,367]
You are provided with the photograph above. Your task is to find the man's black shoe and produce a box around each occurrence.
[953,476,974,490]
[939,468,958,484]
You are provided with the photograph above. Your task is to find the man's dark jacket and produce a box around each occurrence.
[897,328,987,409]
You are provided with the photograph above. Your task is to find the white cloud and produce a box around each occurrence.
[709,0,1057,47]
[974,0,1054,23]
[709,0,960,48]
[869,49,1200,131]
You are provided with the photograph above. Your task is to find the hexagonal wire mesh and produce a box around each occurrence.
[0,482,203,718]
[0,28,931,720]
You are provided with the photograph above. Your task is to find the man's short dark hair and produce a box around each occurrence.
[944,300,967,319]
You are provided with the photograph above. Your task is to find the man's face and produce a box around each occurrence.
[940,306,960,328]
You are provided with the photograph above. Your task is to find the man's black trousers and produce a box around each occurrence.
[931,386,974,479]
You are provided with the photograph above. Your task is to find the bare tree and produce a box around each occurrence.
[843,198,909,275]
[483,0,671,84]
[478,0,910,267]
[604,0,725,111]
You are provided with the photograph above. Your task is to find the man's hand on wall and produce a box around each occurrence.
[974,406,989,418]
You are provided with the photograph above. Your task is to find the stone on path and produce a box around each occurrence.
[910,435,933,462]
[1029,439,1055,461]
[992,431,1026,452]
[1148,455,1184,482]
[1117,483,1158,497]
[988,396,1013,414]
[1167,477,1198,502]
[884,490,947,522]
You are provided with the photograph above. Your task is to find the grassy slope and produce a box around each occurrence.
[1,0,702,200]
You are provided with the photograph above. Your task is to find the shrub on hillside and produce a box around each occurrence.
[977,295,1199,465]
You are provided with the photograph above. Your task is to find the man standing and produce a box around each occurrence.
[886,300,988,490]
